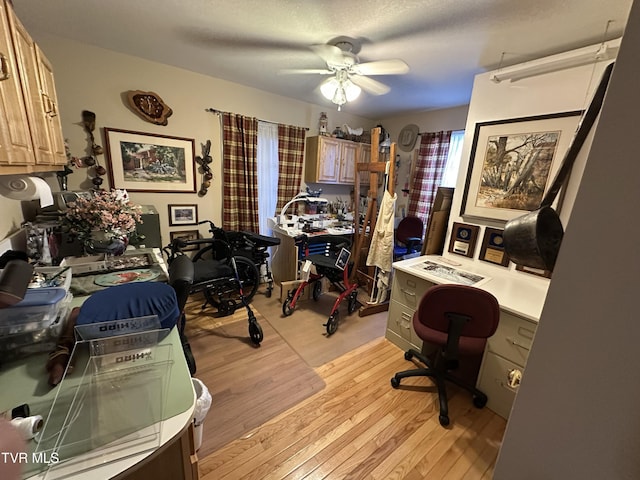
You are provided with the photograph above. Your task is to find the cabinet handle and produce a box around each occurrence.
[400,288,416,297]
[506,336,530,351]
[42,93,57,117]
[0,53,9,81]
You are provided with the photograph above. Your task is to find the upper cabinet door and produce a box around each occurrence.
[0,1,34,166]
[8,8,56,165]
[35,46,66,165]
[316,137,341,183]
[339,142,358,184]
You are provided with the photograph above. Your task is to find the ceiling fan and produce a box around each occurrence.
[280,40,409,110]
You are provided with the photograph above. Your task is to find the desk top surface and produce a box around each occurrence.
[0,249,195,479]
[393,255,550,322]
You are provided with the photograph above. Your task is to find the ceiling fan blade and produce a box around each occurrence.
[351,75,390,96]
[353,59,409,75]
[278,68,333,75]
[310,44,345,65]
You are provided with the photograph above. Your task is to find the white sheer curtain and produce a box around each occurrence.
[440,130,465,188]
[257,121,279,235]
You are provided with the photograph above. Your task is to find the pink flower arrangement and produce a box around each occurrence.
[63,189,142,243]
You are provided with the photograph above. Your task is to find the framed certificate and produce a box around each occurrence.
[448,222,479,258]
[479,227,510,267]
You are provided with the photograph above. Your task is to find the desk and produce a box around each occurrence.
[0,249,197,479]
[388,255,550,419]
[270,218,353,285]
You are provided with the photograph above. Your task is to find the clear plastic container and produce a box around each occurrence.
[0,287,67,336]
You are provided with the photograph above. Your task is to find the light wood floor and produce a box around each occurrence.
[196,319,507,479]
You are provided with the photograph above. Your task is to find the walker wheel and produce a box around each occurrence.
[324,313,339,335]
[347,291,358,314]
[249,320,263,345]
[282,297,294,316]
[312,281,322,301]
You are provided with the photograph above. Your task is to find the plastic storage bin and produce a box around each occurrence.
[0,287,67,336]
[0,291,72,363]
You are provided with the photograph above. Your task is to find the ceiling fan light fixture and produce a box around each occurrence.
[320,77,340,101]
[320,74,361,110]
[343,79,361,101]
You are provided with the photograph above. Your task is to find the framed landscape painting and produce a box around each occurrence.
[104,128,196,193]
[460,111,582,222]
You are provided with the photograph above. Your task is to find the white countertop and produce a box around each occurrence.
[393,255,550,322]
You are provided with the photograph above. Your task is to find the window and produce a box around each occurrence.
[439,130,465,188]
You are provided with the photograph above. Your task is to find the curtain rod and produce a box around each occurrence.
[205,108,309,131]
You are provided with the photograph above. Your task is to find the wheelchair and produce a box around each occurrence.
[163,220,263,345]
[281,234,359,335]
[224,230,281,298]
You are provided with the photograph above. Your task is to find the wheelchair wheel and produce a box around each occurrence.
[249,318,263,345]
[234,256,259,302]
[282,296,295,316]
[347,291,358,314]
[312,281,322,301]
[324,312,339,335]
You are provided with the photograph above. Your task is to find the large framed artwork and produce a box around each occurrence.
[460,111,582,222]
[104,128,196,193]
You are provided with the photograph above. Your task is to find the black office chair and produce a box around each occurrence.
[390,284,500,426]
[393,216,424,260]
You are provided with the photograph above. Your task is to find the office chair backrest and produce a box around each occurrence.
[415,284,499,369]
[417,284,499,339]
[396,216,424,244]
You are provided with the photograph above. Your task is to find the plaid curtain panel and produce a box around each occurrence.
[222,112,259,232]
[276,124,306,212]
[407,131,452,230]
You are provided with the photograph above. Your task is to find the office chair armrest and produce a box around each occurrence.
[405,237,422,253]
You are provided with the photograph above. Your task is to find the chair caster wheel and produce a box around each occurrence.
[390,377,400,388]
[439,414,450,427]
[404,351,413,361]
[473,393,488,408]
[249,320,263,345]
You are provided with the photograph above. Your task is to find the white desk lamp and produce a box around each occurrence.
[278,193,329,225]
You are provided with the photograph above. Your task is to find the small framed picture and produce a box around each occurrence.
[169,230,199,251]
[335,248,351,270]
[168,204,198,226]
[448,222,479,258]
[479,227,510,267]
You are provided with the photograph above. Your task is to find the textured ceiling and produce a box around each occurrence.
[14,0,633,119]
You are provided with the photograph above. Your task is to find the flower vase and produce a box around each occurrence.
[85,231,128,256]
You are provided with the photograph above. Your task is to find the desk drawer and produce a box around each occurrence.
[387,299,422,350]
[391,270,434,310]
[477,351,521,419]
[487,311,537,367]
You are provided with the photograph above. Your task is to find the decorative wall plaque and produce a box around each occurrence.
[479,227,510,267]
[126,90,173,126]
[448,222,479,258]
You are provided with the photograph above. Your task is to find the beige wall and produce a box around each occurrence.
[0,32,375,243]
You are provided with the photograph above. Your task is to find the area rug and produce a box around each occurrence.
[183,302,326,458]
[250,289,388,368]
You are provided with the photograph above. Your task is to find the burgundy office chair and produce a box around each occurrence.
[391,284,500,426]
[393,216,424,260]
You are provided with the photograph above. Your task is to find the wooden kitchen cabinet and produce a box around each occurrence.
[0,0,66,173]
[305,136,369,185]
